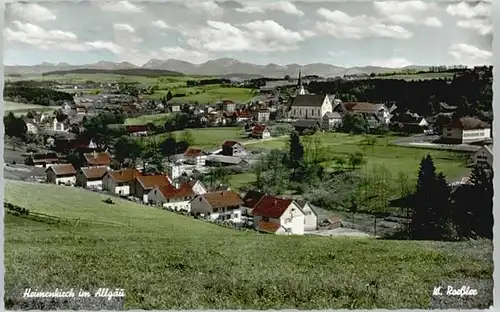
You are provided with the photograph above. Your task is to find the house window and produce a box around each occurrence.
[285,218,292,223]
[262,216,269,222]
[213,208,219,213]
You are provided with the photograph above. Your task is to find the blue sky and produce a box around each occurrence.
[4,0,492,67]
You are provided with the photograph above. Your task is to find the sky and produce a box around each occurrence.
[3,0,493,68]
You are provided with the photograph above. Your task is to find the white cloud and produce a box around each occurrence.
[370,57,412,68]
[328,50,346,57]
[424,17,443,27]
[193,1,223,15]
[457,19,492,35]
[373,1,435,16]
[316,8,412,39]
[184,20,304,52]
[99,1,143,13]
[8,3,56,22]
[113,23,135,33]
[446,2,490,18]
[5,21,124,55]
[448,43,492,66]
[301,30,316,38]
[236,1,304,16]
[152,20,170,29]
[373,1,441,27]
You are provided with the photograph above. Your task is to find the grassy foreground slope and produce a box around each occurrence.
[5,181,492,309]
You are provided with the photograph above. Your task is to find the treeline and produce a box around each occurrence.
[42,68,184,77]
[186,78,231,87]
[308,66,492,116]
[4,85,74,105]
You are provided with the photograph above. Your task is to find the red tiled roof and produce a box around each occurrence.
[108,168,142,183]
[252,195,294,218]
[157,183,195,199]
[83,152,111,166]
[256,221,281,233]
[31,153,59,162]
[242,190,265,209]
[252,124,267,134]
[236,110,252,118]
[126,125,149,133]
[184,148,205,157]
[202,191,244,209]
[222,140,239,147]
[222,100,235,104]
[79,166,108,180]
[136,174,171,189]
[47,164,77,176]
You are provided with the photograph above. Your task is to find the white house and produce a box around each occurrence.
[472,145,493,168]
[25,120,39,134]
[442,117,491,144]
[190,191,244,222]
[187,180,208,195]
[52,118,67,132]
[147,183,196,212]
[251,195,305,235]
[296,200,318,231]
[183,148,208,167]
[251,125,271,139]
[288,94,333,120]
[75,166,108,189]
[102,168,142,196]
[322,112,343,130]
[45,164,77,185]
[344,102,392,124]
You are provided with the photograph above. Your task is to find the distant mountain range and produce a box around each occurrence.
[5,58,431,78]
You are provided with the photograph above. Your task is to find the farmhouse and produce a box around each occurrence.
[75,166,108,189]
[252,195,305,235]
[251,124,271,139]
[184,179,208,195]
[205,155,249,167]
[147,183,196,211]
[183,148,208,166]
[296,200,318,231]
[287,94,333,120]
[126,125,149,137]
[131,174,172,203]
[294,119,321,134]
[241,190,266,216]
[190,190,244,222]
[24,153,60,168]
[472,144,493,168]
[25,119,39,134]
[255,109,270,123]
[344,102,392,124]
[83,151,112,168]
[102,168,142,196]
[442,117,491,143]
[322,112,343,130]
[45,164,77,185]
[221,140,246,157]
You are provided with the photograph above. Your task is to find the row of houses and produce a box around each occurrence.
[44,161,319,235]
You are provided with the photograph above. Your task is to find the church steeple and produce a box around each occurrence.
[297,69,306,95]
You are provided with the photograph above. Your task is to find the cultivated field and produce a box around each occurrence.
[4,100,56,114]
[4,180,493,309]
[149,85,256,104]
[151,127,247,149]
[125,113,172,126]
[250,133,470,184]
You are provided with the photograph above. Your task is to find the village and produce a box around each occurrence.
[4,67,494,237]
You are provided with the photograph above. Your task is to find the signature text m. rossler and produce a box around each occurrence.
[432,285,478,297]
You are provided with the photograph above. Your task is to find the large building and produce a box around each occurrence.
[442,117,491,144]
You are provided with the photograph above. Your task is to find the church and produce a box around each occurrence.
[287,70,335,120]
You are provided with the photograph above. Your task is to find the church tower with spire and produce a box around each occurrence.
[297,69,306,95]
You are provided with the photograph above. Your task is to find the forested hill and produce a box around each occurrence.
[308,66,493,116]
[42,68,184,77]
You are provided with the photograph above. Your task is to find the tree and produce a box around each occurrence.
[4,112,27,139]
[181,130,195,146]
[341,113,368,134]
[288,130,304,170]
[158,133,177,158]
[348,151,366,170]
[334,156,346,169]
[362,135,377,155]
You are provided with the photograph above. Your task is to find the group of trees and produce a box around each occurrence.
[407,155,493,240]
[186,78,231,87]
[4,85,74,106]
[308,66,492,116]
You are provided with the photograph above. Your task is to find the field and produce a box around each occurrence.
[4,100,56,114]
[4,180,493,309]
[8,73,256,104]
[150,127,247,149]
[125,113,172,126]
[250,133,470,183]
